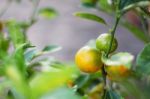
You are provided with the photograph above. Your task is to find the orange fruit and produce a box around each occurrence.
[75,46,103,73]
[105,65,130,81]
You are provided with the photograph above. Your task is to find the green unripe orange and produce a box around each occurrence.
[75,46,103,73]
[96,33,118,53]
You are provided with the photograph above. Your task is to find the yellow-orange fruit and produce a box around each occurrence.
[106,65,130,81]
[75,46,103,73]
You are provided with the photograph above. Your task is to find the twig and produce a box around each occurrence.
[23,0,41,39]
[106,16,120,57]
[29,0,40,25]
[102,0,121,99]
[102,64,107,99]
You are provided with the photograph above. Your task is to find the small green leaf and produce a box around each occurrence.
[105,90,123,99]
[6,19,26,48]
[102,52,134,69]
[75,74,90,88]
[119,0,149,10]
[37,45,62,58]
[122,1,150,13]
[81,0,98,8]
[136,43,150,75]
[74,12,107,25]
[98,0,113,13]
[25,45,61,62]
[119,0,137,10]
[38,8,58,20]
[42,45,62,53]
[123,22,149,43]
[24,49,37,62]
[13,43,31,74]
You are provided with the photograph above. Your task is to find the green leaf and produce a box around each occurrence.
[42,45,62,53]
[81,0,98,8]
[119,0,148,10]
[24,49,37,62]
[98,0,113,13]
[120,79,146,99]
[30,66,79,99]
[24,45,61,62]
[13,43,31,74]
[41,87,82,99]
[119,0,150,12]
[102,52,134,69]
[39,45,62,56]
[5,65,30,99]
[122,22,149,43]
[74,12,107,25]
[75,74,90,89]
[6,20,26,48]
[0,33,9,52]
[119,0,137,10]
[105,90,123,99]
[136,43,150,75]
[38,8,58,20]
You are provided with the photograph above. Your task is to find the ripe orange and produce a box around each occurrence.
[75,46,103,73]
[105,65,130,81]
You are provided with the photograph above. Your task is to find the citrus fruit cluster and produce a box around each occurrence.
[75,33,117,73]
[75,33,129,80]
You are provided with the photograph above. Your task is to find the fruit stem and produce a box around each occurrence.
[30,0,41,25]
[102,10,120,99]
[106,15,120,57]
[106,0,121,57]
[102,64,107,99]
[102,1,121,99]
[102,16,120,99]
[23,0,41,40]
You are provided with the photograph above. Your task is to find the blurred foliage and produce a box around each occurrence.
[136,43,150,75]
[0,0,81,99]
[0,0,150,99]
